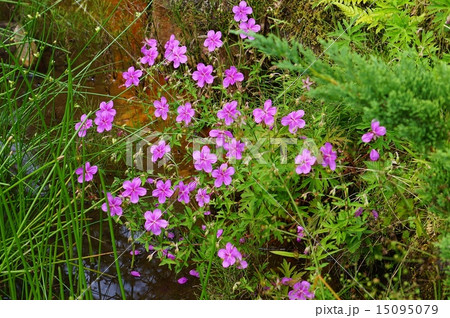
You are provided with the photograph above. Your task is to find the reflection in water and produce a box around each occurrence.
[77,216,197,300]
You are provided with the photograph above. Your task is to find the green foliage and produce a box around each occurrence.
[316,0,450,57]
[250,34,449,151]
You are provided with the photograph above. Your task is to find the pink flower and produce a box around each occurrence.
[211,163,235,188]
[130,271,141,277]
[150,140,170,162]
[320,142,337,171]
[122,66,142,88]
[218,242,241,268]
[216,229,224,238]
[176,181,196,204]
[167,45,187,68]
[130,250,141,255]
[189,269,200,278]
[203,30,223,52]
[94,111,114,133]
[122,177,147,204]
[224,138,246,160]
[296,226,304,242]
[217,101,241,125]
[281,110,305,134]
[281,277,292,285]
[193,146,217,173]
[195,188,210,207]
[101,192,123,216]
[143,38,157,49]
[176,102,195,125]
[362,120,386,143]
[239,18,261,40]
[144,209,168,235]
[164,34,180,59]
[153,97,169,120]
[192,63,214,88]
[253,99,277,126]
[302,77,314,91]
[74,114,93,138]
[97,101,116,117]
[178,277,188,284]
[232,1,252,22]
[209,129,233,147]
[223,66,244,88]
[370,149,379,161]
[288,281,315,300]
[75,162,98,183]
[295,149,316,174]
[152,180,174,203]
[141,46,158,66]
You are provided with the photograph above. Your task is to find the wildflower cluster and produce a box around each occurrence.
[71,1,393,300]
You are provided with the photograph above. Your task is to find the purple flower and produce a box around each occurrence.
[296,226,304,242]
[216,229,224,238]
[130,271,141,277]
[239,237,246,244]
[164,35,180,58]
[141,46,158,66]
[372,210,379,220]
[167,45,187,68]
[281,110,305,134]
[150,140,171,162]
[176,102,195,125]
[302,77,314,91]
[370,149,379,161]
[75,162,98,183]
[122,177,147,204]
[209,130,233,147]
[193,146,217,173]
[144,209,168,235]
[153,96,169,120]
[223,66,244,88]
[143,38,157,48]
[232,1,252,22]
[152,180,174,203]
[217,101,241,125]
[218,242,241,268]
[295,149,316,174]
[281,277,292,285]
[176,181,196,204]
[74,114,93,138]
[130,250,141,255]
[98,101,116,117]
[203,30,223,52]
[239,18,261,40]
[195,188,210,207]
[354,207,364,217]
[288,281,315,300]
[204,210,211,216]
[192,63,214,88]
[237,260,248,269]
[122,66,142,88]
[211,163,235,188]
[362,120,386,143]
[101,192,123,216]
[253,99,277,126]
[320,142,337,171]
[189,269,200,278]
[224,138,246,160]
[178,277,188,284]
[94,111,114,133]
